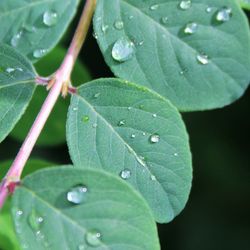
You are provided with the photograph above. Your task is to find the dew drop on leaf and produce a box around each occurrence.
[78,245,86,250]
[150,175,157,181]
[206,7,212,13]
[149,134,160,143]
[67,185,88,205]
[196,53,209,65]
[93,92,100,98]
[152,113,157,118]
[216,7,232,22]
[92,32,98,40]
[120,169,131,180]
[33,49,48,58]
[179,0,192,10]
[118,119,126,126]
[5,68,15,73]
[92,123,98,128]
[11,31,23,47]
[114,20,124,30]
[150,4,159,11]
[85,230,102,247]
[16,210,23,217]
[43,11,58,26]
[184,22,198,34]
[161,16,169,24]
[28,210,44,232]
[101,24,109,33]
[131,134,136,139]
[112,37,135,62]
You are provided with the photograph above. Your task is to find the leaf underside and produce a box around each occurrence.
[67,78,192,223]
[12,167,160,250]
[94,0,250,111]
[0,44,36,143]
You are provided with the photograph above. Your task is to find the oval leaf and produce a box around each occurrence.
[11,166,160,250]
[10,46,91,146]
[0,44,36,143]
[94,0,250,111]
[66,78,192,223]
[0,0,79,61]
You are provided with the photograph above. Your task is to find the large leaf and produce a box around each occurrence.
[66,78,192,223]
[10,46,91,146]
[11,166,160,250]
[0,0,79,61]
[0,44,36,143]
[93,0,250,111]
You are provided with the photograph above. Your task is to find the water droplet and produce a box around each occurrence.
[112,37,135,62]
[142,132,146,136]
[73,107,78,111]
[16,210,23,216]
[114,20,124,30]
[36,230,45,240]
[23,24,37,33]
[5,68,15,73]
[216,7,232,22]
[150,175,157,181]
[11,31,23,47]
[118,119,125,126]
[149,134,160,143]
[128,15,134,20]
[43,11,58,26]
[16,67,23,72]
[174,152,178,156]
[67,185,88,205]
[92,123,98,128]
[93,92,100,98]
[184,22,198,34]
[179,0,192,10]
[120,169,131,180]
[92,32,98,40]
[131,134,136,139]
[78,245,86,250]
[101,24,109,33]
[137,40,144,46]
[127,106,132,111]
[28,210,44,232]
[85,230,102,247]
[33,49,47,58]
[206,6,212,13]
[196,53,209,65]
[152,114,157,118]
[82,115,89,123]
[150,4,159,10]
[161,16,169,24]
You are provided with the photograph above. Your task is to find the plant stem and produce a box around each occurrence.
[0,0,96,209]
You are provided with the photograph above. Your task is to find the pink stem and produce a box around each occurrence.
[0,0,96,209]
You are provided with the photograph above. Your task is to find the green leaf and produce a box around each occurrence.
[10,46,91,146]
[94,0,250,111]
[0,44,36,143]
[66,78,192,223]
[237,0,250,10]
[0,0,79,61]
[11,166,160,250]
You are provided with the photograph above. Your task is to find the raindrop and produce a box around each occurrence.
[28,210,44,232]
[93,92,100,98]
[11,31,23,47]
[73,107,78,111]
[128,15,134,20]
[112,37,135,62]
[92,32,98,40]
[131,134,136,139]
[5,68,15,73]
[161,16,169,24]
[179,0,192,10]
[33,49,47,58]
[206,6,212,13]
[118,119,126,126]
[16,67,23,72]
[16,210,23,216]
[174,152,178,156]
[216,7,232,22]
[149,134,160,143]
[120,169,131,180]
[150,4,159,11]
[82,115,89,123]
[127,106,132,111]
[36,230,45,241]
[184,22,198,34]
[142,132,146,136]
[85,230,102,247]
[78,245,86,250]
[43,10,58,26]
[150,175,157,181]
[152,113,157,118]
[67,185,88,205]
[196,53,209,65]
[101,24,109,33]
[114,20,124,30]
[92,123,98,128]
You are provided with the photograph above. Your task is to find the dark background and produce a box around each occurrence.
[0,3,249,250]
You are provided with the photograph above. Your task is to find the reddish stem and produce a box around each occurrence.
[0,0,96,209]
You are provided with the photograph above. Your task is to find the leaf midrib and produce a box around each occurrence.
[0,79,35,90]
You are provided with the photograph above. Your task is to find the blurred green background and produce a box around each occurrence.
[0,2,249,250]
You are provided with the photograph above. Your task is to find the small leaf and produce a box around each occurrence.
[10,46,91,146]
[66,78,192,223]
[11,166,160,250]
[94,0,250,111]
[0,0,79,61]
[0,44,36,143]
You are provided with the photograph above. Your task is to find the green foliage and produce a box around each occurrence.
[0,44,36,143]
[12,166,160,250]
[66,78,192,223]
[0,0,79,61]
[10,46,91,146]
[237,0,250,10]
[94,0,250,111]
